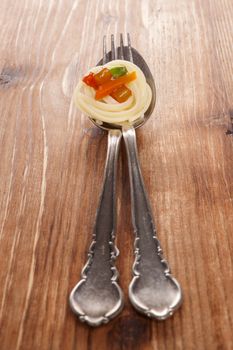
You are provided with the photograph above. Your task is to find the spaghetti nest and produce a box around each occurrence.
[73,60,152,125]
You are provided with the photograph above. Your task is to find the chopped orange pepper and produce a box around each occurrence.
[110,85,132,103]
[94,68,112,85]
[95,71,136,100]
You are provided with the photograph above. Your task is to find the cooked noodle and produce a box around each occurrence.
[73,59,152,125]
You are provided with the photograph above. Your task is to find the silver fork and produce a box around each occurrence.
[69,36,124,327]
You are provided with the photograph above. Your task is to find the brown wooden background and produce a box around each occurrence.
[0,0,233,349]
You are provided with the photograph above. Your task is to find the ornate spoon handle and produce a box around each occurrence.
[69,129,123,326]
[123,125,182,320]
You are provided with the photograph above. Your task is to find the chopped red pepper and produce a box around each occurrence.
[82,72,98,89]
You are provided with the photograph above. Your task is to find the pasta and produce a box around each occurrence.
[73,59,152,125]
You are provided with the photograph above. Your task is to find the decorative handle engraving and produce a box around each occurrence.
[69,130,123,326]
[123,126,182,320]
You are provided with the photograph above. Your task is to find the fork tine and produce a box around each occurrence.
[127,33,133,62]
[103,35,107,64]
[104,33,133,64]
[111,34,116,60]
[118,33,124,59]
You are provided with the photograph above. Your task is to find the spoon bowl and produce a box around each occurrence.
[90,46,156,131]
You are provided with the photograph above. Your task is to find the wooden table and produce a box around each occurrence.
[0,0,232,349]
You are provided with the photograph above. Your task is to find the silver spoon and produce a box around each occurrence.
[95,34,182,319]
[69,36,124,327]
[124,34,182,320]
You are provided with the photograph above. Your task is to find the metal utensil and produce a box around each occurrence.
[121,34,182,319]
[70,33,182,325]
[69,36,124,327]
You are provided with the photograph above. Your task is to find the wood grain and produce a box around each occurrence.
[0,0,233,349]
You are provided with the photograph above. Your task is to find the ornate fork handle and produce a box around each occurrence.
[69,129,123,326]
[123,125,182,320]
